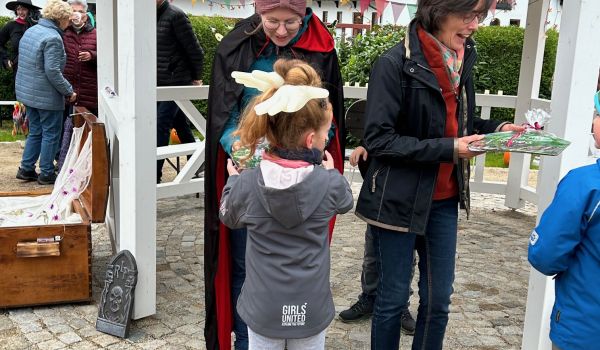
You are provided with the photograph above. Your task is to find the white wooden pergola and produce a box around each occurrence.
[96,1,600,348]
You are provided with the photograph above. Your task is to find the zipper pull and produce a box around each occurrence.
[371,168,380,193]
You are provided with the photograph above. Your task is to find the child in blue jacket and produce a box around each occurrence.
[528,116,600,350]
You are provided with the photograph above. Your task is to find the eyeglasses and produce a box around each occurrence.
[462,11,489,24]
[263,18,302,32]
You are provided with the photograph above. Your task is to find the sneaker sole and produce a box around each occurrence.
[401,327,415,336]
[338,313,372,323]
[16,175,38,181]
[37,179,56,185]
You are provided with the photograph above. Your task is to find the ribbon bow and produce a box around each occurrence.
[507,109,548,147]
[231,70,330,116]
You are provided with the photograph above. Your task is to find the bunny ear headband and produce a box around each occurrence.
[231,70,329,116]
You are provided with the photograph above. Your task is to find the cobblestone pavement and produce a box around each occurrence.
[0,175,538,350]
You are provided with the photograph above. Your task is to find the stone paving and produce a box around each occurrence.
[0,175,538,350]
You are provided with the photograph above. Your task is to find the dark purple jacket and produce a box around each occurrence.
[63,22,97,110]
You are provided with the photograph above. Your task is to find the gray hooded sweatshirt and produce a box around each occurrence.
[219,162,353,338]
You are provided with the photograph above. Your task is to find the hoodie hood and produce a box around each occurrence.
[255,165,328,229]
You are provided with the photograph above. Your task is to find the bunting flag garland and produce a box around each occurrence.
[490,0,497,16]
[407,4,417,19]
[375,0,388,16]
[390,2,405,24]
[239,0,245,6]
[191,0,197,5]
[359,0,370,14]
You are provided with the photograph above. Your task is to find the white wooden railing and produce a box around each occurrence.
[156,85,208,199]
[163,83,545,207]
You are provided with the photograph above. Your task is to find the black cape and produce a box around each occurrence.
[204,12,345,350]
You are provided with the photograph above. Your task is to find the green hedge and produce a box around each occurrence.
[0,15,237,117]
[0,16,559,124]
[337,25,559,122]
[0,16,15,120]
[187,15,238,116]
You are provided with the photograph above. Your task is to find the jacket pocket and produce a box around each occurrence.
[370,165,389,194]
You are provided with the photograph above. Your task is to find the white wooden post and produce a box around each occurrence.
[97,0,157,319]
[504,0,550,209]
[521,0,600,348]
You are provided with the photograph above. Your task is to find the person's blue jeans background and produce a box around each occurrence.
[20,107,63,177]
[156,101,196,181]
[359,225,415,309]
[371,197,458,350]
[230,227,248,350]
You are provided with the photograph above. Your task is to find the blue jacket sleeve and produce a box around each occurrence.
[43,37,73,97]
[528,172,587,275]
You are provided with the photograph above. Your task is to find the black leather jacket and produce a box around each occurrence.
[355,21,503,235]
[156,1,204,86]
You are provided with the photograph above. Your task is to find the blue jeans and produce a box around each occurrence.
[230,227,248,350]
[360,225,415,308]
[371,198,458,350]
[20,107,63,177]
[156,101,195,181]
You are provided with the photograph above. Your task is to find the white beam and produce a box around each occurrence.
[505,0,550,209]
[522,0,600,349]
[157,85,209,101]
[98,0,158,319]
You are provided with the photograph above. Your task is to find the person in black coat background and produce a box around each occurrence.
[0,0,41,85]
[155,0,204,182]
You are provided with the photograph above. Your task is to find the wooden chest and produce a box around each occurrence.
[0,110,109,308]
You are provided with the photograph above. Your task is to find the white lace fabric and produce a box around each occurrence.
[0,124,93,227]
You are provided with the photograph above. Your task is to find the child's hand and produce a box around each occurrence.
[349,146,368,166]
[227,159,240,176]
[323,150,335,170]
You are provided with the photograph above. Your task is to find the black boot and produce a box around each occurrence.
[338,297,373,323]
[401,309,416,335]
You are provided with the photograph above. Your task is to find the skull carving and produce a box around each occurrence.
[109,286,124,313]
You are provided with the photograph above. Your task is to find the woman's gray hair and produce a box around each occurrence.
[67,0,88,11]
[416,0,493,33]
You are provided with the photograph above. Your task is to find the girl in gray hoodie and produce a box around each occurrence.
[219,59,353,350]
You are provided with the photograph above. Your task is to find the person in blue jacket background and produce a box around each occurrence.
[528,115,600,350]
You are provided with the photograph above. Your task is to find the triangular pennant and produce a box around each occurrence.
[240,0,245,6]
[191,0,197,5]
[390,2,405,24]
[223,0,230,6]
[490,0,497,16]
[360,0,370,14]
[407,4,417,19]
[375,0,388,16]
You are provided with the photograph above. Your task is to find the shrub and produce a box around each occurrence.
[473,26,559,121]
[337,25,559,123]
[0,17,15,121]
[187,15,238,118]
[337,25,406,85]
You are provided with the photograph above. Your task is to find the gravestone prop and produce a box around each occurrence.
[96,250,138,338]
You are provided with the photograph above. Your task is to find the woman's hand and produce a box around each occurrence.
[349,146,367,166]
[500,123,526,132]
[458,134,485,159]
[232,140,241,152]
[323,150,334,170]
[78,51,92,62]
[226,159,239,176]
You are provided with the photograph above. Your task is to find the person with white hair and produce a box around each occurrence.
[62,0,97,115]
[15,0,76,185]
